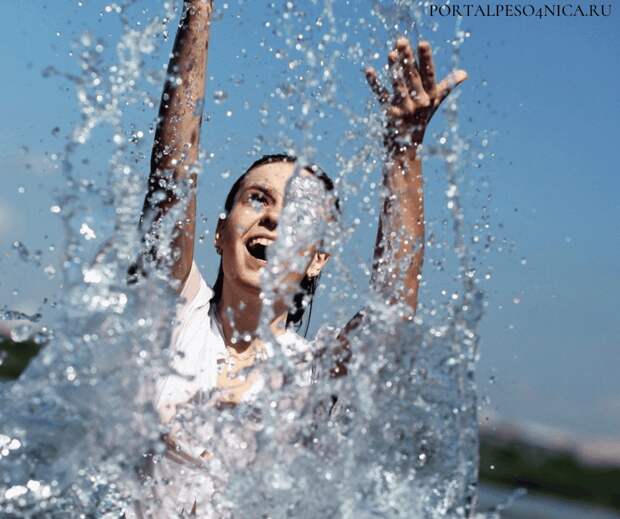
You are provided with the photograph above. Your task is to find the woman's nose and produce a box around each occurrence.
[259,208,278,231]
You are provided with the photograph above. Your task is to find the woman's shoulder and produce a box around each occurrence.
[171,261,220,359]
[177,261,214,319]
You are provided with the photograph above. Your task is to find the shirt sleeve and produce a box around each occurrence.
[156,261,214,423]
[179,260,203,307]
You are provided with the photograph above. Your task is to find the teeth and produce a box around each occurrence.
[248,237,273,247]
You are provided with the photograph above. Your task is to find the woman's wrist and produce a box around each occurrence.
[384,127,425,159]
[183,0,213,17]
[184,0,213,6]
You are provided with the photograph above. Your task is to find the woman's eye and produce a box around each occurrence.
[248,192,267,205]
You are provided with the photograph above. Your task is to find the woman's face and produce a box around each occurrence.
[215,161,329,298]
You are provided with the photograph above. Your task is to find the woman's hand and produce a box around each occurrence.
[365,37,467,154]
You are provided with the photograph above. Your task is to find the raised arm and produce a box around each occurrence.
[366,37,467,315]
[329,39,466,378]
[137,0,213,287]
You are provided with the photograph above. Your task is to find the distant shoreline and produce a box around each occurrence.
[478,482,620,519]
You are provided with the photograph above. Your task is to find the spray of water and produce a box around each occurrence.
[1,1,492,517]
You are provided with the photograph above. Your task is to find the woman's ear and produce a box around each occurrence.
[214,219,224,254]
[306,251,330,278]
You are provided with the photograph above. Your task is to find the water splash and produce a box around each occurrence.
[1,1,492,517]
[1,3,178,516]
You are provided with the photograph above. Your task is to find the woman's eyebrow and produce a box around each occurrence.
[242,182,280,201]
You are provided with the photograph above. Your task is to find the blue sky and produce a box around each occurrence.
[0,1,618,438]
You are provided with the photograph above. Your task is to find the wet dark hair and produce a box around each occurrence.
[212,153,340,336]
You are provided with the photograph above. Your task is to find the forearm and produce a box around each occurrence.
[151,1,212,174]
[142,0,213,284]
[331,154,424,378]
[372,147,425,314]
[364,38,466,315]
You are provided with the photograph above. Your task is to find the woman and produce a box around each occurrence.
[134,0,467,513]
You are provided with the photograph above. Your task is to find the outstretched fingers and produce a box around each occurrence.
[417,41,437,98]
[388,49,410,107]
[365,66,389,105]
[396,37,424,102]
[365,36,468,129]
[436,69,468,104]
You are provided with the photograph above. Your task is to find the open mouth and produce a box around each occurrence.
[245,237,273,262]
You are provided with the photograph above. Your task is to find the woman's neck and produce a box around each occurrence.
[217,283,289,354]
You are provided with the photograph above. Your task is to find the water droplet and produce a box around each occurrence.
[79,223,96,240]
[5,485,28,500]
[10,324,34,343]
[213,90,228,104]
[65,366,77,382]
[80,33,92,47]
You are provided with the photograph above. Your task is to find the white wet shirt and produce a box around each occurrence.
[132,262,320,517]
[155,260,315,424]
